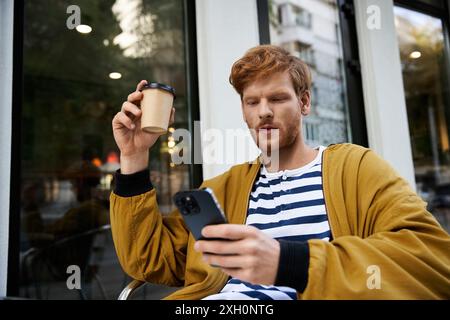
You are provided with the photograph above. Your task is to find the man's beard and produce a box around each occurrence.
[251,122,299,169]
[256,129,280,154]
[254,123,298,151]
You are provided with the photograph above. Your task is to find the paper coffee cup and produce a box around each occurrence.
[140,82,176,134]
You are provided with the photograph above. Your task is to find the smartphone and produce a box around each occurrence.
[173,188,228,241]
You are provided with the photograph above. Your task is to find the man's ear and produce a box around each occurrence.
[300,90,311,116]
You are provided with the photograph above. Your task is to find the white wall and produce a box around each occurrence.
[0,0,14,297]
[354,0,416,189]
[195,0,261,180]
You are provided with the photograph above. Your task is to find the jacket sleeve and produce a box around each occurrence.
[302,150,450,299]
[109,170,190,287]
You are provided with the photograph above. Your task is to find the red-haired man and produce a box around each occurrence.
[111,45,450,299]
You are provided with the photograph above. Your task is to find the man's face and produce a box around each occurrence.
[241,70,309,153]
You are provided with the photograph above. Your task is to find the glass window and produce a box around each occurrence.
[394,6,450,232]
[19,0,190,299]
[269,0,352,147]
[292,5,312,29]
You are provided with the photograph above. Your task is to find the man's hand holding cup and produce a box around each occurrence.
[112,80,176,174]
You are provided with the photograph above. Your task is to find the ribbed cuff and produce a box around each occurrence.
[113,169,153,197]
[275,240,310,293]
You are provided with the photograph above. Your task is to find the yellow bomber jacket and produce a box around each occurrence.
[110,143,450,299]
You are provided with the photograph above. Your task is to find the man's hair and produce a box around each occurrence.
[229,45,312,99]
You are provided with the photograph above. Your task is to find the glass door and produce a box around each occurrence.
[394,3,450,232]
[16,0,194,299]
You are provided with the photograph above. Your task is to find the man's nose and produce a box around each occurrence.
[258,100,273,119]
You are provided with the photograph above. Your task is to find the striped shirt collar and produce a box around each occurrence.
[261,145,326,179]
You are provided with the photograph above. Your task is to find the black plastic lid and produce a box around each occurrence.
[141,82,176,99]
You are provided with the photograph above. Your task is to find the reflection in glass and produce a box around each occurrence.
[20,0,187,299]
[269,0,351,146]
[394,6,450,232]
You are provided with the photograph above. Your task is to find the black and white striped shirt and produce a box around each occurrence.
[204,145,331,300]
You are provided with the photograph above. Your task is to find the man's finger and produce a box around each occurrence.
[136,79,148,92]
[127,91,143,103]
[195,239,242,255]
[202,253,248,269]
[201,224,258,240]
[121,101,142,117]
[113,111,135,130]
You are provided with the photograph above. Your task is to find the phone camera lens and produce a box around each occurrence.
[176,195,200,215]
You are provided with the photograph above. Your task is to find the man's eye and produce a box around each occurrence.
[247,101,257,106]
[272,97,286,102]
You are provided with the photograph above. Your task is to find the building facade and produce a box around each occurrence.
[0,0,449,299]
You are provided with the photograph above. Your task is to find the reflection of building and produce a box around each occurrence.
[112,0,158,58]
[112,0,185,81]
[394,7,450,222]
[271,0,348,146]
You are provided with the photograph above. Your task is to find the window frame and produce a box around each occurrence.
[336,0,369,147]
[257,0,368,147]
[394,0,450,144]
[7,0,24,297]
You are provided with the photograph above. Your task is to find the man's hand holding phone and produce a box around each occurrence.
[173,188,281,286]
[194,224,281,286]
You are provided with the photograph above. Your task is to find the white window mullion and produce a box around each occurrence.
[0,0,14,297]
[354,0,416,190]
